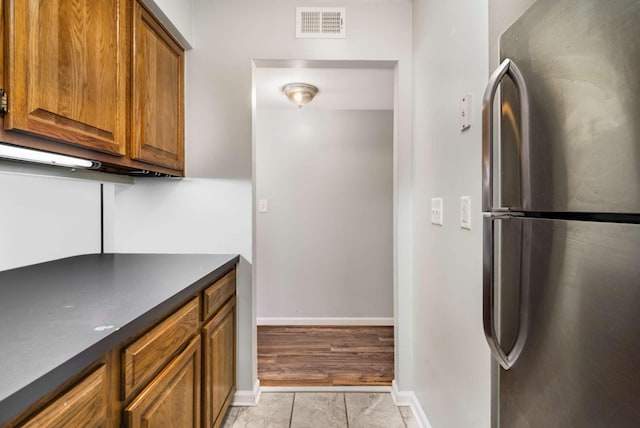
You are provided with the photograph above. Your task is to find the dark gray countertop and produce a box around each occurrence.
[0,253,239,425]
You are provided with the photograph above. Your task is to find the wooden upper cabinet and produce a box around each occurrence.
[3,0,128,156]
[131,1,184,171]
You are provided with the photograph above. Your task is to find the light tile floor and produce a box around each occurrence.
[221,393,417,428]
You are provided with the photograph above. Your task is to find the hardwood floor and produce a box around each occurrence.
[258,326,394,386]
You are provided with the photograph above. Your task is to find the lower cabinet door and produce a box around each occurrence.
[202,297,236,428]
[22,365,109,428]
[124,336,201,428]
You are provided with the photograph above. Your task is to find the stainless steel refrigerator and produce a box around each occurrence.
[482,0,640,426]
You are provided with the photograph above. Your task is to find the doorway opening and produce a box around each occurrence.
[252,60,396,387]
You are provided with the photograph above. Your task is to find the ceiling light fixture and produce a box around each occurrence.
[0,143,100,169]
[282,83,319,108]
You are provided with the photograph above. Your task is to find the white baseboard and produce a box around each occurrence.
[232,379,261,406]
[261,385,392,393]
[391,380,433,428]
[390,380,412,406]
[257,317,394,326]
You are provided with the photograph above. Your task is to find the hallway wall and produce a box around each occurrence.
[411,0,490,426]
[256,109,393,321]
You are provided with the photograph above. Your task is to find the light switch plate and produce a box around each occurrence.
[431,197,443,226]
[460,196,471,229]
[258,199,269,213]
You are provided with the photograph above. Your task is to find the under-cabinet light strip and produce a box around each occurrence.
[0,143,99,169]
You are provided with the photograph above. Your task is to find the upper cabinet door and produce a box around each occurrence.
[131,1,184,172]
[4,0,128,156]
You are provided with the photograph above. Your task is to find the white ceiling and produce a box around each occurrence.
[255,67,394,110]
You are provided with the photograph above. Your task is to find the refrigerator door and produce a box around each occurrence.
[499,0,640,214]
[494,217,640,427]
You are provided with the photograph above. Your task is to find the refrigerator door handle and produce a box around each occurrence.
[483,215,530,370]
[482,58,531,212]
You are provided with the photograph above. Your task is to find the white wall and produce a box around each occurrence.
[187,0,412,179]
[411,1,490,427]
[0,169,100,272]
[109,179,250,257]
[256,109,393,320]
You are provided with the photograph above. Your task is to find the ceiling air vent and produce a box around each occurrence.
[296,7,346,39]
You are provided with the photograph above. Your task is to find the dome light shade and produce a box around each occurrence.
[282,83,319,108]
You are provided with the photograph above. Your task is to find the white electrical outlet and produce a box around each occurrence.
[460,196,471,230]
[431,198,443,226]
[258,199,269,213]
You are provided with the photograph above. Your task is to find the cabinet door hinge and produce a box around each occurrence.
[0,89,7,116]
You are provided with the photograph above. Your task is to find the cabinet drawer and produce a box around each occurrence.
[22,365,108,427]
[122,298,199,401]
[202,270,236,321]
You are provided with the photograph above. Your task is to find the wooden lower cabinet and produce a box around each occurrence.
[122,298,200,401]
[202,297,236,428]
[21,366,110,428]
[3,267,236,428]
[124,336,201,428]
